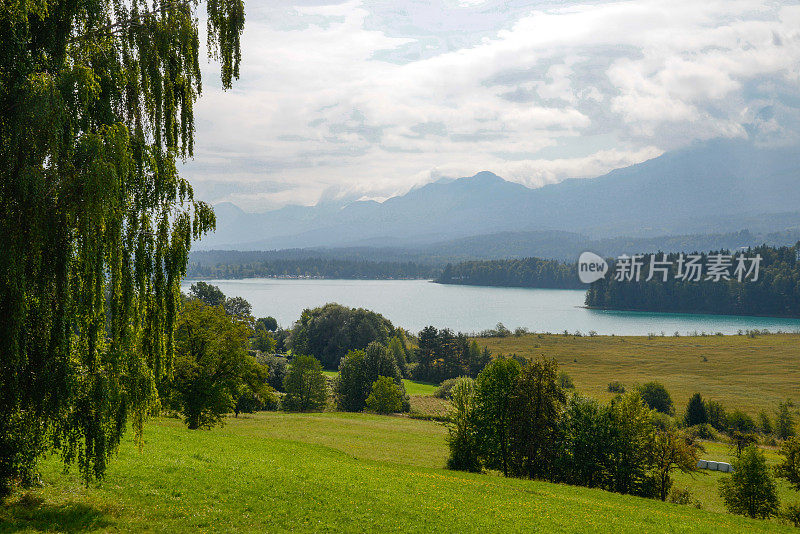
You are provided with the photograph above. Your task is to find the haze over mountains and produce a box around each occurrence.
[196,139,800,258]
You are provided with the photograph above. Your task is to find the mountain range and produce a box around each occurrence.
[196,139,800,253]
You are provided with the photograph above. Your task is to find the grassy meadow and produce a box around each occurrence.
[475,333,800,415]
[2,412,796,533]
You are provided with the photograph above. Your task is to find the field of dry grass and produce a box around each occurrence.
[474,333,800,416]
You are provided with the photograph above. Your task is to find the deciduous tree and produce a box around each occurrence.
[0,0,244,495]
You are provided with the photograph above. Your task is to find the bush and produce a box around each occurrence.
[668,487,693,505]
[637,381,674,415]
[446,377,480,472]
[434,378,461,399]
[607,381,625,393]
[557,371,574,389]
[366,376,404,414]
[719,445,779,519]
[685,423,721,441]
[783,503,800,527]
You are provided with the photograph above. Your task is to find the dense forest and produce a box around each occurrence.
[585,243,800,318]
[186,258,438,280]
[435,257,583,289]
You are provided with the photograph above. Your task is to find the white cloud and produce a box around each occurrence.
[181,0,800,210]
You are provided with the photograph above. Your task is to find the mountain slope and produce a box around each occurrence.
[196,139,800,250]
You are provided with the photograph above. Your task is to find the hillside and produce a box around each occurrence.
[475,333,800,415]
[197,139,800,250]
[2,413,793,533]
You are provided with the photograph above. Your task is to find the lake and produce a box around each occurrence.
[180,278,800,336]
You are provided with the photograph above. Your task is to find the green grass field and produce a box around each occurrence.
[2,412,796,533]
[475,333,800,415]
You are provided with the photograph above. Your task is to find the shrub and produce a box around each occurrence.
[607,381,625,393]
[637,381,674,415]
[727,410,757,433]
[668,487,693,505]
[776,436,800,490]
[719,445,779,519]
[557,371,575,389]
[366,376,404,414]
[434,378,461,399]
[446,377,480,472]
[783,503,800,528]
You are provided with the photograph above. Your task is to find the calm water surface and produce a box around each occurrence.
[181,278,800,335]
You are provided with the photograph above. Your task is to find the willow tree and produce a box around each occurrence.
[0,0,244,496]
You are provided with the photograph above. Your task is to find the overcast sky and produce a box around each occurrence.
[180,0,800,211]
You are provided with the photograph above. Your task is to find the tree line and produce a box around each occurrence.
[586,243,800,318]
[436,257,583,289]
[445,358,800,524]
[187,258,437,280]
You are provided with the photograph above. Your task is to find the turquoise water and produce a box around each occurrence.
[181,278,800,335]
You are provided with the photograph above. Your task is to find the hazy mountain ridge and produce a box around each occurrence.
[196,139,800,251]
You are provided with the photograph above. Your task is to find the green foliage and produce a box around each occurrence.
[387,336,410,377]
[437,257,583,289]
[585,244,800,318]
[607,392,660,497]
[473,357,520,476]
[434,378,462,399]
[776,436,800,491]
[608,381,626,393]
[508,357,566,480]
[366,376,404,415]
[757,410,773,436]
[282,355,327,412]
[168,300,253,430]
[649,426,702,501]
[334,343,407,412]
[558,371,575,389]
[728,410,757,433]
[446,377,480,472]
[255,353,289,393]
[223,296,252,320]
[637,381,674,415]
[256,316,278,332]
[719,445,779,519]
[558,395,614,488]
[414,326,490,383]
[0,0,244,494]
[252,329,277,353]
[705,400,728,431]
[288,303,395,370]
[190,282,226,307]
[685,393,708,427]
[782,502,800,528]
[777,401,796,440]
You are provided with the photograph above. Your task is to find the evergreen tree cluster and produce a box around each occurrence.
[586,244,800,317]
[436,257,583,289]
[187,258,436,280]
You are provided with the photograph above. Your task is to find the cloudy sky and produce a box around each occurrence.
[181,0,800,211]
